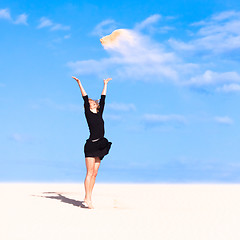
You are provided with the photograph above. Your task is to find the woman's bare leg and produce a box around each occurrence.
[84,157,95,208]
[89,157,101,196]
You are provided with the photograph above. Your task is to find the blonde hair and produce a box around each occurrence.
[89,98,100,112]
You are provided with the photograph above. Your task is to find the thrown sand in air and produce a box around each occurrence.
[100,29,139,51]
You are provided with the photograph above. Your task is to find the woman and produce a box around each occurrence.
[72,76,112,209]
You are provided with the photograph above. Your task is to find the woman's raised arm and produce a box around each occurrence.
[72,76,87,97]
[101,78,112,95]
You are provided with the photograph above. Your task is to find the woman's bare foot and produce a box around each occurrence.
[84,199,94,209]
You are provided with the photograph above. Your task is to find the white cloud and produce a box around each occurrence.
[32,98,82,112]
[50,23,70,31]
[143,114,187,124]
[92,19,117,36]
[214,116,233,125]
[168,11,240,89]
[0,8,28,25]
[170,10,240,54]
[10,133,33,143]
[185,70,240,86]
[107,102,136,111]
[0,8,11,20]
[158,26,175,33]
[216,83,240,92]
[134,14,175,34]
[135,14,162,31]
[211,10,238,21]
[168,38,195,51]
[64,34,71,39]
[14,13,28,25]
[11,133,24,142]
[37,17,70,31]
[37,17,53,28]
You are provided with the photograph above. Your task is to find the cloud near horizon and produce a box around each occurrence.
[214,116,234,125]
[143,113,187,124]
[10,133,33,143]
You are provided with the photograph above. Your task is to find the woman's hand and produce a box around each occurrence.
[72,76,80,83]
[102,78,112,95]
[104,78,112,84]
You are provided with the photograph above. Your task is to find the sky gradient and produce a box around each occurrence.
[1,0,240,183]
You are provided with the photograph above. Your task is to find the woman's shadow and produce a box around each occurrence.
[34,192,89,209]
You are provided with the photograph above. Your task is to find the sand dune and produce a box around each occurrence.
[1,183,240,240]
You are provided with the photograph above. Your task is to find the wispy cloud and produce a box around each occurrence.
[10,133,33,143]
[170,10,240,54]
[166,11,240,91]
[0,83,6,87]
[211,10,239,21]
[64,34,71,39]
[216,83,240,92]
[14,13,28,25]
[184,70,240,86]
[141,113,187,131]
[37,17,53,28]
[158,26,175,33]
[50,23,70,31]
[143,114,187,124]
[0,8,11,20]
[135,14,162,31]
[0,8,28,25]
[31,98,82,112]
[135,14,175,34]
[107,102,136,111]
[214,116,234,125]
[91,19,117,36]
[37,17,70,31]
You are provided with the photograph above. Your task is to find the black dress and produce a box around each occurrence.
[83,95,112,160]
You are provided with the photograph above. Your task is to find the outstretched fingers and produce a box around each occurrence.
[104,78,112,84]
[72,76,80,82]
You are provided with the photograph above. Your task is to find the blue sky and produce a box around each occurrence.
[1,0,240,183]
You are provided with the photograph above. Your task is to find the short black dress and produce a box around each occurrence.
[83,95,112,160]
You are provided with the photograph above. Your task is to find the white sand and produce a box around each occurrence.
[1,183,240,240]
